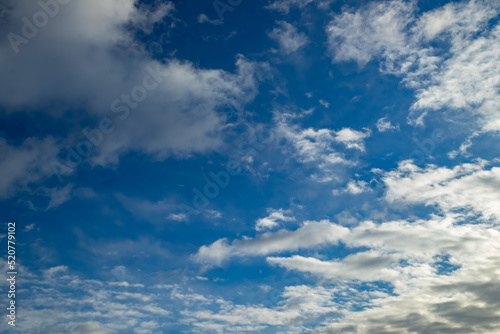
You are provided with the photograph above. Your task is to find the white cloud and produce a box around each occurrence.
[45,184,73,209]
[268,250,400,281]
[376,116,400,132]
[333,128,371,151]
[0,0,265,170]
[0,137,60,198]
[275,115,370,183]
[131,2,176,34]
[265,0,315,14]
[326,0,415,66]
[276,116,360,166]
[8,265,177,333]
[383,160,500,221]
[197,13,222,25]
[23,223,35,232]
[192,220,349,266]
[409,23,500,131]
[189,155,500,330]
[182,284,343,330]
[190,211,500,332]
[268,21,309,54]
[43,265,68,279]
[317,217,500,333]
[333,180,371,195]
[118,195,220,224]
[265,0,334,14]
[326,0,500,135]
[255,208,295,231]
[319,99,330,108]
[167,213,188,222]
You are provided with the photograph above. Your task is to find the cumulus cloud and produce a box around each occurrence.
[189,212,500,332]
[316,216,500,333]
[333,128,371,151]
[188,154,500,331]
[0,0,265,171]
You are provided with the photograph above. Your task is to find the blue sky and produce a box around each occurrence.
[1,0,500,333]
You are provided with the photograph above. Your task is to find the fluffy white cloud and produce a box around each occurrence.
[326,0,500,135]
[0,0,264,170]
[255,208,295,231]
[383,160,500,221]
[409,24,500,130]
[188,155,500,331]
[317,216,500,333]
[333,128,371,151]
[272,112,378,188]
[188,212,500,332]
[192,220,349,266]
[376,116,400,132]
[268,21,309,54]
[326,0,415,66]
[268,250,400,281]
[333,180,371,195]
[275,114,369,182]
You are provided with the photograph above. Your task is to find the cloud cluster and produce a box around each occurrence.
[275,114,369,182]
[0,0,265,199]
[189,157,500,332]
[191,213,500,332]
[326,0,500,134]
[384,160,500,221]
